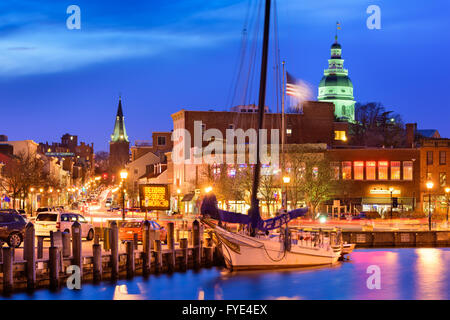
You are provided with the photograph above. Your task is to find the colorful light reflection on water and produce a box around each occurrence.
[2,248,449,300]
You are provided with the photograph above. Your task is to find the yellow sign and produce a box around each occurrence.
[369,188,401,195]
[139,184,170,210]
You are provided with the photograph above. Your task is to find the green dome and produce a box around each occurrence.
[331,42,341,49]
[319,74,353,88]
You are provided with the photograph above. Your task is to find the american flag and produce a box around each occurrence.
[286,72,300,97]
[285,71,312,99]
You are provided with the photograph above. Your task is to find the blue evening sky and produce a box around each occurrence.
[0,0,449,151]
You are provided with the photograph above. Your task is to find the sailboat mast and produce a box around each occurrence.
[250,0,271,224]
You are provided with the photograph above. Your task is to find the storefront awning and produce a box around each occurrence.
[362,197,414,206]
[181,193,195,202]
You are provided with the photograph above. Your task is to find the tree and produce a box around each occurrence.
[285,145,336,218]
[0,151,47,209]
[95,151,109,174]
[350,102,406,147]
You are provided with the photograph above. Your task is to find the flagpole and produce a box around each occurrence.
[281,60,286,210]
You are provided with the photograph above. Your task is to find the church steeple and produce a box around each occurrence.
[110,97,129,143]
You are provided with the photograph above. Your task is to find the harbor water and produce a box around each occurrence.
[2,248,449,300]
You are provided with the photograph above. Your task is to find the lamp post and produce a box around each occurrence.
[389,187,394,220]
[283,176,290,211]
[426,181,434,231]
[120,170,128,221]
[445,187,450,225]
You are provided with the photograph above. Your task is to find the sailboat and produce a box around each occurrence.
[200,0,343,270]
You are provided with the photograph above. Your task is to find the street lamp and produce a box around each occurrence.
[426,181,434,231]
[205,186,213,193]
[283,176,290,211]
[389,187,394,220]
[120,170,128,221]
[445,187,450,225]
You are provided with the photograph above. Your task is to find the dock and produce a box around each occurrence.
[0,220,223,295]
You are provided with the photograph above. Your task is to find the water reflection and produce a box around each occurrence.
[1,248,449,300]
[415,248,446,300]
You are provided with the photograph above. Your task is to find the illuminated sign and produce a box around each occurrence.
[139,184,170,211]
[369,188,401,195]
[45,152,75,157]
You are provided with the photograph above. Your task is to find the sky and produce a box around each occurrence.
[0,0,449,152]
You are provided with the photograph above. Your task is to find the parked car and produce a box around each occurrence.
[0,211,27,247]
[35,207,52,215]
[119,220,167,243]
[34,212,95,240]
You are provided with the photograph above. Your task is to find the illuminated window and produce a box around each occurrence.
[403,161,413,180]
[353,161,364,180]
[342,161,352,180]
[378,161,388,180]
[440,172,447,187]
[334,131,347,141]
[331,162,340,180]
[286,127,292,136]
[366,161,376,180]
[391,161,401,180]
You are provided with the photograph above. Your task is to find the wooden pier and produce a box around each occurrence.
[0,220,223,295]
[343,230,450,248]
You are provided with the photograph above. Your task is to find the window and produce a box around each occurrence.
[440,173,447,187]
[366,161,376,180]
[331,162,340,180]
[157,136,166,146]
[391,161,401,180]
[439,151,446,165]
[342,161,352,180]
[427,151,433,165]
[353,161,364,180]
[334,131,347,141]
[403,161,413,180]
[427,172,432,181]
[286,127,292,136]
[378,161,388,180]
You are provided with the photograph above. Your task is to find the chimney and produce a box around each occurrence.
[406,123,417,148]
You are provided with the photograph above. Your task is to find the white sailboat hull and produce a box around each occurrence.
[212,225,341,270]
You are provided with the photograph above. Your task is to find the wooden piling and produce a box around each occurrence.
[188,230,193,246]
[154,239,162,272]
[167,222,175,272]
[126,241,135,279]
[93,243,102,282]
[62,231,71,258]
[2,247,13,294]
[110,221,119,280]
[24,223,36,290]
[142,220,151,276]
[133,233,139,250]
[71,221,82,278]
[37,236,44,259]
[49,247,60,290]
[180,238,188,271]
[192,220,201,269]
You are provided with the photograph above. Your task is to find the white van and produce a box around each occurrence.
[34,212,95,240]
